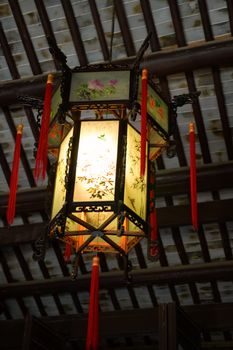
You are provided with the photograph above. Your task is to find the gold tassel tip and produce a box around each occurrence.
[47,73,54,84]
[189,122,195,133]
[92,256,99,266]
[142,68,148,80]
[17,124,24,135]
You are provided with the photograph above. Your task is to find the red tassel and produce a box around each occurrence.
[34,74,54,181]
[140,68,148,177]
[7,124,23,225]
[64,239,72,263]
[149,210,159,257]
[189,122,198,231]
[149,168,159,258]
[86,256,99,350]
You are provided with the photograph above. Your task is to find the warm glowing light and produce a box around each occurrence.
[73,120,119,202]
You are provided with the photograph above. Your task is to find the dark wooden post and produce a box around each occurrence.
[22,313,71,350]
[159,304,168,350]
[22,313,32,350]
[158,303,177,350]
[177,306,200,350]
[168,303,177,350]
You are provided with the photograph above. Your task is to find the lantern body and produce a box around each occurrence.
[46,65,171,257]
[137,77,170,160]
[50,119,148,254]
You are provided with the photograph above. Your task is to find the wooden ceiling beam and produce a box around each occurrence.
[1,260,233,298]
[156,161,233,196]
[1,38,233,105]
[1,304,233,347]
[0,223,46,246]
[158,198,233,227]
[0,161,232,213]
[140,37,233,76]
[0,197,232,246]
[0,187,47,216]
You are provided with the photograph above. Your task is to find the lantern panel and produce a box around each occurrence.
[147,84,169,133]
[73,120,119,203]
[69,70,131,105]
[137,78,169,135]
[124,123,147,221]
[149,125,167,161]
[51,127,73,219]
[50,81,62,122]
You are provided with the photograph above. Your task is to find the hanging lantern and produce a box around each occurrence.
[33,53,171,348]
[46,64,170,260]
[19,38,195,349]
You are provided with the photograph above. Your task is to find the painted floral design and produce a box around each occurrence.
[74,123,118,201]
[77,170,115,199]
[48,123,62,147]
[76,79,118,100]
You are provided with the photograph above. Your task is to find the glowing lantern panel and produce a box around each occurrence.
[50,119,148,254]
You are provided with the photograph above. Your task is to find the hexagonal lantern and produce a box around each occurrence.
[45,62,170,263]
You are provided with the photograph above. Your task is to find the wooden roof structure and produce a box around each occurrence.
[0,0,233,349]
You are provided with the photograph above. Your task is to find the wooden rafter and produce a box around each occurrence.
[1,161,232,209]
[0,198,233,246]
[34,0,60,70]
[140,0,160,52]
[2,106,36,188]
[8,0,42,75]
[0,22,20,79]
[1,38,233,105]
[1,304,233,348]
[1,260,233,298]
[88,0,110,61]
[113,0,135,57]
[60,0,88,66]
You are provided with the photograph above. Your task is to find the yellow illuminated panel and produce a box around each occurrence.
[124,124,147,220]
[51,128,73,219]
[73,120,119,202]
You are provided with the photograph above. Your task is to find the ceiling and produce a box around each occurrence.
[0,0,233,349]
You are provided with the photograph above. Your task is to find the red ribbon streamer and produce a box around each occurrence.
[150,170,157,241]
[140,68,148,177]
[34,74,54,181]
[149,168,159,257]
[7,124,23,225]
[150,210,158,241]
[86,256,99,350]
[64,240,72,263]
[189,122,198,231]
